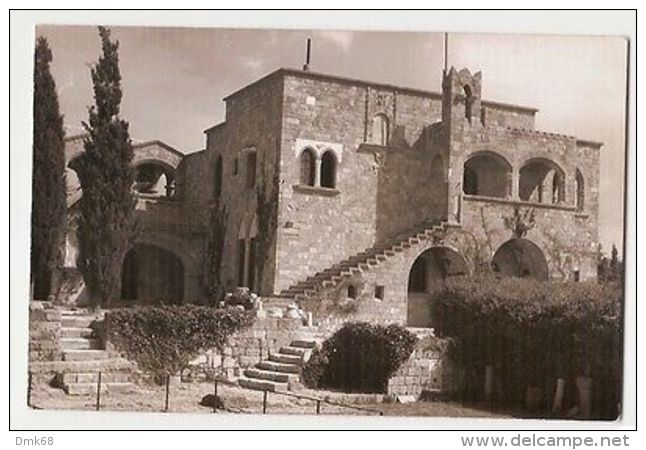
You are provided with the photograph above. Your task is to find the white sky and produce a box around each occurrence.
[35,26,627,253]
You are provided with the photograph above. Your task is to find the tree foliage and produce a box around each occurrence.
[71,27,137,306]
[202,196,228,302]
[31,37,67,298]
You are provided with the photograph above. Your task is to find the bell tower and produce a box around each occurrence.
[442,67,483,127]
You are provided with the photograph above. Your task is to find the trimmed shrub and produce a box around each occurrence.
[432,276,622,418]
[302,322,417,393]
[105,305,255,376]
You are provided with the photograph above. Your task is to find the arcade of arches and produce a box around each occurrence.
[406,239,549,327]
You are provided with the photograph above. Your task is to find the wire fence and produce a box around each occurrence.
[28,371,384,416]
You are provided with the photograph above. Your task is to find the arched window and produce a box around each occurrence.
[299,148,316,186]
[320,150,337,189]
[575,169,585,211]
[519,158,566,205]
[371,114,389,146]
[213,155,223,199]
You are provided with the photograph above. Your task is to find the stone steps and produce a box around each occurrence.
[269,353,302,365]
[64,381,137,396]
[60,338,101,350]
[238,377,287,392]
[30,357,136,374]
[279,220,447,298]
[256,360,301,374]
[56,371,133,385]
[243,368,296,383]
[60,327,95,339]
[62,349,109,361]
[238,339,317,391]
[61,316,95,328]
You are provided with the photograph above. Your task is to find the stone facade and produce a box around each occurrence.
[61,66,601,330]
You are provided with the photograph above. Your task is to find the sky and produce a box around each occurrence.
[35,26,628,253]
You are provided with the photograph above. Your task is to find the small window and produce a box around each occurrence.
[233,157,238,176]
[347,285,357,299]
[463,85,473,120]
[300,148,316,186]
[320,151,337,189]
[573,270,580,282]
[371,114,389,146]
[246,151,257,189]
[375,285,385,300]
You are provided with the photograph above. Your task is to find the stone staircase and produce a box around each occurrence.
[280,219,449,301]
[53,309,138,396]
[237,339,318,392]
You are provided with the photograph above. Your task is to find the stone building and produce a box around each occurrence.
[63,66,601,328]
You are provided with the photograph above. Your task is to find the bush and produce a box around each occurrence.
[432,276,622,418]
[105,305,255,376]
[302,322,417,393]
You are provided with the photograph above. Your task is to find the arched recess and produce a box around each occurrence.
[134,160,177,198]
[121,243,184,304]
[519,158,566,205]
[491,238,549,281]
[299,147,316,186]
[406,246,469,328]
[462,151,512,198]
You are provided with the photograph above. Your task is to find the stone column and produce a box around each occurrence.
[511,167,520,200]
[314,157,322,187]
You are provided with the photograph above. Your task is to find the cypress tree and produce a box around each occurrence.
[71,27,137,307]
[31,37,67,299]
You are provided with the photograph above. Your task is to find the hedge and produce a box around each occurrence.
[302,322,417,393]
[104,305,255,376]
[432,276,622,418]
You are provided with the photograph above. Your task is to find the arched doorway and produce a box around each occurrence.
[121,243,184,304]
[491,238,549,281]
[407,247,468,327]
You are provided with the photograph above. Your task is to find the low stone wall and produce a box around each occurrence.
[190,317,327,379]
[387,336,454,398]
[29,302,62,362]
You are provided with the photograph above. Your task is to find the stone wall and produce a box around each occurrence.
[192,317,326,378]
[29,302,61,362]
[387,336,453,397]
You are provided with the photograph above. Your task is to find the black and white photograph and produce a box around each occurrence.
[9,9,635,435]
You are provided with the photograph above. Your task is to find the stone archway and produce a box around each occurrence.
[406,246,469,327]
[492,238,549,281]
[121,243,185,304]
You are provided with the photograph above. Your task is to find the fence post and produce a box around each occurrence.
[164,374,170,412]
[95,372,102,411]
[27,372,32,408]
[316,399,321,414]
[213,379,218,413]
[262,390,268,414]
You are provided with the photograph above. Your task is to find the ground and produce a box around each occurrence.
[29,380,509,418]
